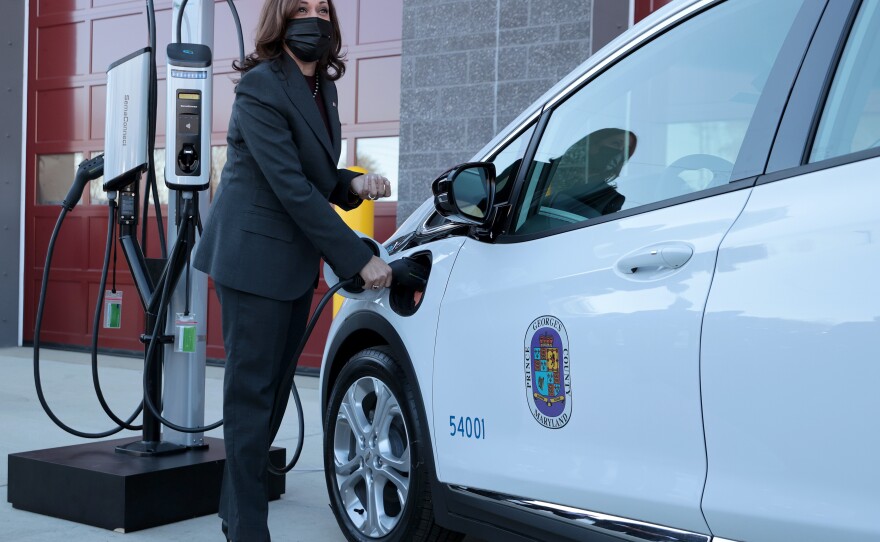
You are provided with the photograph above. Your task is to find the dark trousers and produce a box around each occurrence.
[215,282,313,542]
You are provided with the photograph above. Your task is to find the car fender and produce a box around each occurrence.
[320,236,466,484]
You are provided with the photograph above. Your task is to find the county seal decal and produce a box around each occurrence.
[524,316,571,429]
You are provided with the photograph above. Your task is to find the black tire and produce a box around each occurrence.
[323,347,462,542]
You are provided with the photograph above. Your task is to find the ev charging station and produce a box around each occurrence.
[162,35,213,450]
[7,0,285,531]
[7,0,430,532]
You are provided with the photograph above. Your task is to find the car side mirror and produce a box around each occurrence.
[432,162,496,227]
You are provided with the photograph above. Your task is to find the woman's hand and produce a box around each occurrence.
[358,256,392,290]
[351,174,392,200]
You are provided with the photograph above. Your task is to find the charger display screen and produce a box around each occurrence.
[175,89,202,179]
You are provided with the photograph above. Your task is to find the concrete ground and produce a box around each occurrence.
[0,347,479,542]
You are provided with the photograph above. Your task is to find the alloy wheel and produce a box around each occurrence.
[332,376,411,538]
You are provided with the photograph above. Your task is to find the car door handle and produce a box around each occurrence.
[616,243,694,274]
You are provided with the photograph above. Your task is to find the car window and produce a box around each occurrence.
[511,0,803,235]
[490,124,536,203]
[412,124,535,238]
[426,125,534,227]
[809,1,880,163]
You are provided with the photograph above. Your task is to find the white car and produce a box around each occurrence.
[319,0,880,541]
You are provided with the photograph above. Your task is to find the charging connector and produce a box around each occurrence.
[62,154,104,211]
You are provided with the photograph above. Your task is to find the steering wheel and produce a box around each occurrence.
[666,154,734,187]
[654,154,735,201]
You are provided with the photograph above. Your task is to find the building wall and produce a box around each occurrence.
[635,0,675,23]
[397,0,629,223]
[22,0,402,367]
[16,0,653,355]
[0,1,25,346]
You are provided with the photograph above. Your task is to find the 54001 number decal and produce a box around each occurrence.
[449,416,486,439]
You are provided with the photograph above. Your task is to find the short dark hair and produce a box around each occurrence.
[234,0,346,81]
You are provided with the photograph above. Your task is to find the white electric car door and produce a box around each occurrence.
[701,1,880,540]
[432,0,821,536]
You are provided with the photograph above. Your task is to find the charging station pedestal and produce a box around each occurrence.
[8,438,286,532]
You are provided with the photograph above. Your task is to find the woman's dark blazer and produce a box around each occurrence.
[194,54,373,301]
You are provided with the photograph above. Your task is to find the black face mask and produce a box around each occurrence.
[285,17,333,63]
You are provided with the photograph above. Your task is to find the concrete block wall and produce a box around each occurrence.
[397,0,595,223]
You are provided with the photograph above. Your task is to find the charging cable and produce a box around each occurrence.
[135,194,357,473]
[139,195,224,434]
[267,276,359,475]
[90,195,143,431]
[33,156,146,438]
[176,0,245,63]
[36,155,369,473]
[144,0,167,259]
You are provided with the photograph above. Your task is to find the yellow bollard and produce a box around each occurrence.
[333,166,374,317]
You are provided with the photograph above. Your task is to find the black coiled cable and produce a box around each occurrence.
[267,277,354,475]
[33,207,143,438]
[136,193,356,474]
[144,0,168,260]
[177,0,245,64]
[140,196,224,434]
[91,199,144,431]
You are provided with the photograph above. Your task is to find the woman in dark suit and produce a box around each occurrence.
[193,0,392,539]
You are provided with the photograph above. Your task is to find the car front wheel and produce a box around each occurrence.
[323,347,461,542]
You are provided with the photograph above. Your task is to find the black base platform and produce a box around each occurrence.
[7,437,286,532]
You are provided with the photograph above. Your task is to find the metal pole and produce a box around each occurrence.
[163,0,214,448]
